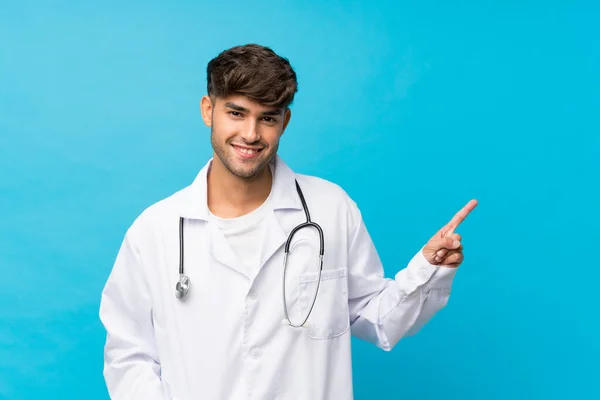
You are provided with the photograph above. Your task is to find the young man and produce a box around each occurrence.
[99,44,477,400]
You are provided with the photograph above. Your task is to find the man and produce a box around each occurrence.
[99,43,477,400]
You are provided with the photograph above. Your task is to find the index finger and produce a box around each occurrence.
[444,199,478,234]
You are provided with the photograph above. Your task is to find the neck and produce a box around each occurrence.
[207,157,273,218]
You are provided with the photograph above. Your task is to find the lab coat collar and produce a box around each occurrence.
[178,154,302,220]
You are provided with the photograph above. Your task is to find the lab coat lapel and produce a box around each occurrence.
[258,211,287,275]
[178,156,302,281]
[254,156,302,279]
[177,159,250,279]
[207,222,248,279]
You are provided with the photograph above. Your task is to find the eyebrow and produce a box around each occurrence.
[224,102,283,116]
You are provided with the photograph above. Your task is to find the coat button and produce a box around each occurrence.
[251,347,262,360]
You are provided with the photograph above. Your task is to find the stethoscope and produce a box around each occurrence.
[175,180,324,328]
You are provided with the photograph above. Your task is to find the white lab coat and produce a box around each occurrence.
[99,155,458,400]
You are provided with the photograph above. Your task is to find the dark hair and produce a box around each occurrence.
[206,44,298,109]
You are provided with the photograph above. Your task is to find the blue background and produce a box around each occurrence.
[1,1,598,399]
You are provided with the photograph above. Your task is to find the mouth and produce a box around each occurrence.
[231,144,263,159]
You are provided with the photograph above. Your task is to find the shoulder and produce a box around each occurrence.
[291,172,366,244]
[293,172,361,216]
[124,184,193,243]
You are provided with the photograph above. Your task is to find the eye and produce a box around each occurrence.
[228,111,243,117]
[262,117,276,123]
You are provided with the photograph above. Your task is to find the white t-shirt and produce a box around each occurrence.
[208,183,273,276]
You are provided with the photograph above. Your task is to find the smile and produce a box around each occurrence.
[232,144,263,159]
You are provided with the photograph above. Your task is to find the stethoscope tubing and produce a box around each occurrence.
[175,179,325,329]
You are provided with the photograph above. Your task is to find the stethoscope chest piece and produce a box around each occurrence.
[175,216,191,300]
[175,275,190,299]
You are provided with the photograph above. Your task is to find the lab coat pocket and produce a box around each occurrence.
[298,267,349,340]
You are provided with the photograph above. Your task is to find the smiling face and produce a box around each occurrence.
[201,94,291,180]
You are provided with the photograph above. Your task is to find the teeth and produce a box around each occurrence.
[236,146,257,154]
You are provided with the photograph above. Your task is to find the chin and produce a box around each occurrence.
[231,169,261,180]
[222,159,258,178]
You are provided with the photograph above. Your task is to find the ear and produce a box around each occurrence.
[281,108,292,135]
[200,96,214,127]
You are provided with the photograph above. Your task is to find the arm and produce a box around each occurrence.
[346,200,460,351]
[99,230,167,400]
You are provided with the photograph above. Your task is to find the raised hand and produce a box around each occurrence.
[422,199,478,268]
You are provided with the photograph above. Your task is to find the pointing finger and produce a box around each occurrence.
[444,199,478,235]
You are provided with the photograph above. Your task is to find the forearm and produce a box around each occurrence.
[350,249,457,350]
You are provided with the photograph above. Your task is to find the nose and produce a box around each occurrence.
[240,120,260,143]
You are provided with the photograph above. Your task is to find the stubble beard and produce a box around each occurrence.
[210,127,278,180]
